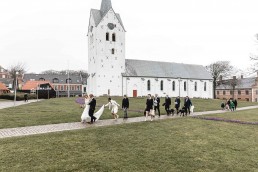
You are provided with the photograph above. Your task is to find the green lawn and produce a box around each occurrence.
[204,108,258,122]
[1,116,258,171]
[0,97,257,129]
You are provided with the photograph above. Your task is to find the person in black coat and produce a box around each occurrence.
[88,94,97,124]
[154,94,160,117]
[234,99,238,110]
[184,96,192,115]
[145,94,154,121]
[164,95,171,115]
[122,95,129,119]
[175,96,181,114]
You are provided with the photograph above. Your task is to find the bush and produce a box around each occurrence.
[0,93,37,101]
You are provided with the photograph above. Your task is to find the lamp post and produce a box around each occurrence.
[37,83,39,102]
[13,71,18,106]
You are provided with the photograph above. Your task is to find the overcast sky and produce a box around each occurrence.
[0,0,258,74]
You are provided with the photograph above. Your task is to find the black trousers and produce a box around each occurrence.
[154,106,160,116]
[89,109,96,123]
[165,106,170,115]
[185,106,190,115]
[175,105,180,114]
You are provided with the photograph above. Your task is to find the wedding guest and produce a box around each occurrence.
[175,96,180,114]
[184,96,192,115]
[154,94,160,117]
[105,97,120,119]
[145,94,154,121]
[122,95,129,119]
[164,95,171,116]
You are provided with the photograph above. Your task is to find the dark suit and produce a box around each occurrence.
[89,98,97,123]
[164,97,171,115]
[175,98,181,114]
[154,97,160,116]
[184,98,192,115]
[122,98,129,118]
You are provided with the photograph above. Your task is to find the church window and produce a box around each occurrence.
[106,32,109,41]
[160,80,164,91]
[112,49,115,54]
[204,82,207,91]
[172,81,175,91]
[112,33,116,42]
[184,82,187,91]
[195,82,197,91]
[147,80,151,91]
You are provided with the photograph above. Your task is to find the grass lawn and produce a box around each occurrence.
[0,116,258,171]
[204,108,258,122]
[0,97,257,129]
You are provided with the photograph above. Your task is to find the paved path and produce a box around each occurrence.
[0,100,41,110]
[1,105,258,139]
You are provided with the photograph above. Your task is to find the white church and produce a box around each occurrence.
[87,0,213,98]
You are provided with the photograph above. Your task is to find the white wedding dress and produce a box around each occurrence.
[81,99,105,122]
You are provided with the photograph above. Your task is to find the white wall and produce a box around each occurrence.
[123,77,213,98]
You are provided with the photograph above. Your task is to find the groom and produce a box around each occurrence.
[88,94,97,124]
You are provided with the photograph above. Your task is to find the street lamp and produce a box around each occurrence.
[13,71,19,106]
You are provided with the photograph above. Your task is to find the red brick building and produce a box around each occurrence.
[216,75,258,102]
[0,66,10,79]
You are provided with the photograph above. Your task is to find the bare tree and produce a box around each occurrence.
[206,61,233,98]
[250,34,258,70]
[8,62,27,90]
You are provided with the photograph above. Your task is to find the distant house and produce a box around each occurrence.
[0,78,14,90]
[23,74,87,97]
[0,82,10,94]
[22,80,56,99]
[0,66,10,79]
[216,75,258,102]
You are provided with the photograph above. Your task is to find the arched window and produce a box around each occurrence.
[53,78,59,83]
[112,33,116,42]
[172,81,175,91]
[147,80,151,91]
[66,78,72,84]
[204,82,207,91]
[184,81,187,91]
[160,80,163,91]
[106,32,109,41]
[112,48,115,55]
[195,82,197,91]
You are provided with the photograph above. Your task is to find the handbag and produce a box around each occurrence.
[149,109,155,116]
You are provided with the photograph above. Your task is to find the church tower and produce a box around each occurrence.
[87,0,126,96]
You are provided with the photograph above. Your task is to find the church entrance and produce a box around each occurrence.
[133,90,137,97]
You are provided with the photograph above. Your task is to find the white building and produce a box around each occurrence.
[87,0,213,98]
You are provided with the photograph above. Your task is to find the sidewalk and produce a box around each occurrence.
[0,100,41,110]
[1,105,258,139]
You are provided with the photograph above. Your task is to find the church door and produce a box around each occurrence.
[133,90,137,97]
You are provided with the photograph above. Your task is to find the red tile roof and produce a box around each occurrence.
[0,82,9,91]
[22,81,53,90]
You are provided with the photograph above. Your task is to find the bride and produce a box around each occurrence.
[81,95,105,123]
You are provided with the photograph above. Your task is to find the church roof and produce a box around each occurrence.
[90,0,125,31]
[124,59,213,80]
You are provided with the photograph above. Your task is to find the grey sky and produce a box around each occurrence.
[0,0,258,74]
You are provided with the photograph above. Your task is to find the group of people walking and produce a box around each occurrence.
[80,94,193,124]
[221,99,238,111]
[144,94,193,121]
